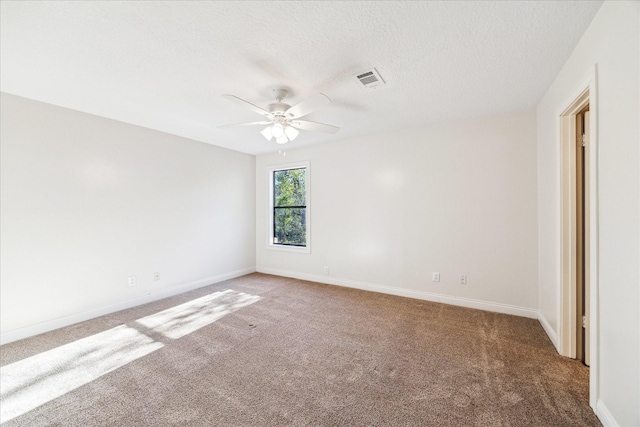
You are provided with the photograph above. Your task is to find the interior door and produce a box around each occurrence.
[576,107,590,366]
[583,110,590,367]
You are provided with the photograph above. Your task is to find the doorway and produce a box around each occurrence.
[559,68,599,410]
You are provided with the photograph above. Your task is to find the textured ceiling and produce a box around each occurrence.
[1,1,602,154]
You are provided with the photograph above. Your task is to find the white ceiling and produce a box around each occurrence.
[1,1,602,155]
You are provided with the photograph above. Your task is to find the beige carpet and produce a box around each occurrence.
[0,273,601,426]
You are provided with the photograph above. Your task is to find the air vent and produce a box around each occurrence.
[355,68,385,89]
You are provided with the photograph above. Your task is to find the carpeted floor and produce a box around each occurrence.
[0,273,601,426]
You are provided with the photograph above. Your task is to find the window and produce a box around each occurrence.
[267,162,310,253]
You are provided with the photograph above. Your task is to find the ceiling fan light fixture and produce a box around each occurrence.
[276,135,288,145]
[271,122,285,138]
[285,125,299,141]
[261,126,273,141]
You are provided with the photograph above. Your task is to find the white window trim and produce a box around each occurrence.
[266,161,310,254]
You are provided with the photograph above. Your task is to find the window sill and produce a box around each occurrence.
[266,244,310,254]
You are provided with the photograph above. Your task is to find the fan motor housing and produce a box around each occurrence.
[269,102,291,115]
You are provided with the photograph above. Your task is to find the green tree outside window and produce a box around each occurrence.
[273,168,306,246]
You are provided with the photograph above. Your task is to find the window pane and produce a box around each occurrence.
[274,169,306,207]
[274,208,306,246]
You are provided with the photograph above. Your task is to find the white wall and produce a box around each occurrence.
[537,2,639,426]
[256,110,538,318]
[0,93,256,344]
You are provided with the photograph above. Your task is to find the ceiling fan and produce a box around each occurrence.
[219,89,339,144]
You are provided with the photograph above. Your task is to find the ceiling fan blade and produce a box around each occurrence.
[218,120,272,129]
[285,93,331,119]
[289,120,339,134]
[223,95,271,118]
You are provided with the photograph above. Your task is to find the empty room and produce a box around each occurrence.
[1,1,638,426]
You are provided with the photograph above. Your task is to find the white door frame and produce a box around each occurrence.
[557,65,599,409]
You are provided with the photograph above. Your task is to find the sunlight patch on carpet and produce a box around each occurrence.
[135,289,260,339]
[0,325,163,423]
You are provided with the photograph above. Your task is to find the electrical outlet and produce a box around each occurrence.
[323,266,330,275]
[459,275,467,285]
[127,276,136,287]
[153,272,160,281]
[432,272,440,282]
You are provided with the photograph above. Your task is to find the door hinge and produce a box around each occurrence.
[582,134,586,147]
[582,316,586,328]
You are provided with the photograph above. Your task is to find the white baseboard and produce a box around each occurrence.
[537,310,559,350]
[0,267,256,345]
[256,267,538,319]
[596,400,619,427]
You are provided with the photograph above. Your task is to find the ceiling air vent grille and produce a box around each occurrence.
[356,68,385,89]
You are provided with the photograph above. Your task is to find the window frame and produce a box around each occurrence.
[266,161,310,253]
